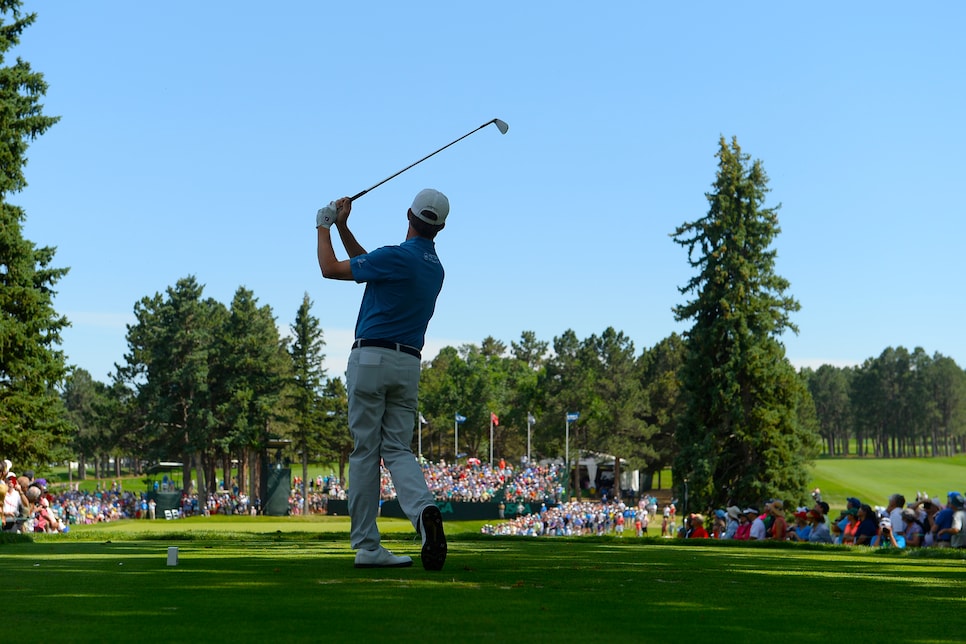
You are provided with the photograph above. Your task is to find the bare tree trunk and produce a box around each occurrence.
[237,449,246,497]
[249,449,259,511]
[614,456,622,502]
[196,452,207,515]
[302,450,309,515]
[222,454,231,492]
[182,457,192,495]
[207,458,217,495]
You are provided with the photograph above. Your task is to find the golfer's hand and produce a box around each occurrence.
[335,197,352,225]
[316,201,337,229]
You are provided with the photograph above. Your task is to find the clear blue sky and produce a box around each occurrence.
[14,2,966,382]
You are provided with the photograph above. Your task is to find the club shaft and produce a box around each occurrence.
[350,119,501,202]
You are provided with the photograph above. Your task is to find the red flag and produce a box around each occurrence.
[490,412,499,426]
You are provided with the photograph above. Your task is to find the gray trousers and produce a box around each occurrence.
[346,346,434,550]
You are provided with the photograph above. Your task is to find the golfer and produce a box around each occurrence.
[316,189,449,571]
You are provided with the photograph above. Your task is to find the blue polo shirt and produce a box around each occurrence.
[934,508,954,542]
[350,237,444,350]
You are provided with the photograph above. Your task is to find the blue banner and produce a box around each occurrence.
[566,412,580,422]
[455,414,467,423]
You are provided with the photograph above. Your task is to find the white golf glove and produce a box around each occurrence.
[316,201,337,229]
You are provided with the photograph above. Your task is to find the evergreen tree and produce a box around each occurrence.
[118,277,216,491]
[213,287,290,503]
[537,329,596,497]
[584,327,653,499]
[638,333,686,490]
[923,354,966,456]
[671,136,819,510]
[62,368,106,478]
[288,293,327,514]
[320,376,350,484]
[418,345,466,461]
[508,331,548,463]
[804,364,853,456]
[0,2,69,467]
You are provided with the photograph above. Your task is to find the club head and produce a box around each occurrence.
[493,118,509,135]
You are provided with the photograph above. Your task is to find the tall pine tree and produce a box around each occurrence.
[0,2,69,467]
[672,136,819,511]
[287,293,327,514]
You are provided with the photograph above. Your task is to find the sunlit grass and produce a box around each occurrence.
[5,525,965,642]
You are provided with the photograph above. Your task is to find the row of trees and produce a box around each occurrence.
[61,278,690,510]
[62,281,348,514]
[4,3,965,516]
[805,347,966,458]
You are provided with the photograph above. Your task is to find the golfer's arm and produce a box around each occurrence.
[336,222,367,258]
[317,228,354,281]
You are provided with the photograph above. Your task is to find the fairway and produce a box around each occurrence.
[5,521,965,643]
[810,456,966,510]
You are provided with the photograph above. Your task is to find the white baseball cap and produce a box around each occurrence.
[410,188,449,226]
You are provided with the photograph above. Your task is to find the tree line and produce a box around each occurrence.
[804,347,966,458]
[56,285,966,512]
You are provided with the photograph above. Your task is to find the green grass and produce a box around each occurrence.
[5,518,965,643]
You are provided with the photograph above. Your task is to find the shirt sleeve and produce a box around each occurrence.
[350,245,406,284]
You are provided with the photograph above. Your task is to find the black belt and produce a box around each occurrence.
[352,339,421,359]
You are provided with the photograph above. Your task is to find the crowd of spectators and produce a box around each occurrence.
[481,498,654,537]
[373,459,565,504]
[480,486,966,550]
[1,460,144,533]
[0,458,568,532]
[684,488,966,549]
[283,461,566,514]
[8,451,961,551]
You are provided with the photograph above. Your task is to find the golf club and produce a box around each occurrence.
[349,118,509,201]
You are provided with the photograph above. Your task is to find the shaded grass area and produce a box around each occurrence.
[4,527,965,643]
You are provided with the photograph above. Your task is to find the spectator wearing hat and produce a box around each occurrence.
[874,517,903,548]
[920,498,941,547]
[807,509,834,544]
[840,508,860,545]
[834,496,862,538]
[931,493,960,548]
[787,507,811,542]
[749,506,768,540]
[687,514,709,539]
[735,508,756,540]
[936,493,966,548]
[721,506,741,539]
[3,472,24,531]
[711,509,727,538]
